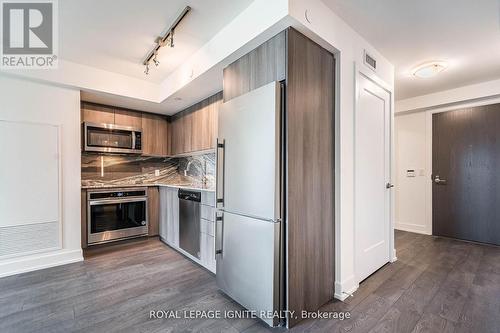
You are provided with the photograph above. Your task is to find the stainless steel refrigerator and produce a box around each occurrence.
[215,81,284,327]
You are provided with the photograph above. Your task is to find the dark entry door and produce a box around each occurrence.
[433,104,500,245]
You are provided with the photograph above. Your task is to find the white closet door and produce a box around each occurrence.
[0,121,60,257]
[355,74,392,282]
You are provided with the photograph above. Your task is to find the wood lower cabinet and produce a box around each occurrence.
[81,189,88,249]
[200,204,216,273]
[159,187,179,247]
[148,187,159,236]
[169,92,222,155]
[142,113,169,156]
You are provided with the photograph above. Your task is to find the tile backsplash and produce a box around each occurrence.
[81,153,215,189]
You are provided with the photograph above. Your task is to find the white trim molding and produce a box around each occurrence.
[395,221,431,235]
[0,249,83,278]
[391,249,397,263]
[334,275,358,301]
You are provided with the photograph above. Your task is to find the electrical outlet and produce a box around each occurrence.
[155,170,160,177]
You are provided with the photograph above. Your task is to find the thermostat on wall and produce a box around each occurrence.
[406,169,416,177]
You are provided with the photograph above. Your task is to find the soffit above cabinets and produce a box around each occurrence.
[59,0,253,83]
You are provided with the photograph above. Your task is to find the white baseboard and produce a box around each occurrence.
[0,249,83,278]
[395,221,431,235]
[334,275,358,301]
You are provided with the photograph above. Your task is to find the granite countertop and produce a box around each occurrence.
[81,183,215,192]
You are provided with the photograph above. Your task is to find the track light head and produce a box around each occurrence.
[144,63,150,75]
[153,52,160,66]
[169,30,174,48]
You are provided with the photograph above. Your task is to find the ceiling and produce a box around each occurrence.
[323,0,500,100]
[59,0,253,83]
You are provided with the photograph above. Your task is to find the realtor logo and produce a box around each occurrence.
[1,0,58,68]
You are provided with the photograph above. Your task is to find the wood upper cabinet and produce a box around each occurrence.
[169,118,182,156]
[114,109,142,128]
[192,93,220,151]
[81,102,169,157]
[169,91,222,155]
[170,114,189,156]
[81,91,221,157]
[176,111,192,154]
[81,102,114,124]
[223,31,286,102]
[142,113,169,156]
[81,102,142,128]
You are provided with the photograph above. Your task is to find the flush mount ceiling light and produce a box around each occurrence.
[412,61,448,78]
[143,6,191,75]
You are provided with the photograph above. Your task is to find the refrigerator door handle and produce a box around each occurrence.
[215,213,224,256]
[216,138,225,208]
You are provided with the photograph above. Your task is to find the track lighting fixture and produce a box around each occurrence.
[142,6,190,75]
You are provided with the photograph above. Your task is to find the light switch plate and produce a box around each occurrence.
[155,170,160,177]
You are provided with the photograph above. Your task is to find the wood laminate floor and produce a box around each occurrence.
[0,231,499,333]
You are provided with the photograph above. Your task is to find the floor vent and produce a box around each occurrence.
[0,222,60,258]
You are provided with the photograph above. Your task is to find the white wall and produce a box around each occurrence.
[395,112,430,234]
[395,80,500,237]
[288,0,395,300]
[0,75,83,277]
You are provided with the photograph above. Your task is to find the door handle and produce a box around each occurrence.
[386,183,395,189]
[215,213,223,256]
[434,175,447,185]
[216,138,225,208]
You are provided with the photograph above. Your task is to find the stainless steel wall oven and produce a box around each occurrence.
[87,188,148,245]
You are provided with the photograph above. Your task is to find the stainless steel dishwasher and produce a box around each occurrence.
[178,189,201,259]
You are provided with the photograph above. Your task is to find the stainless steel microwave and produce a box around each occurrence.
[83,122,142,154]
